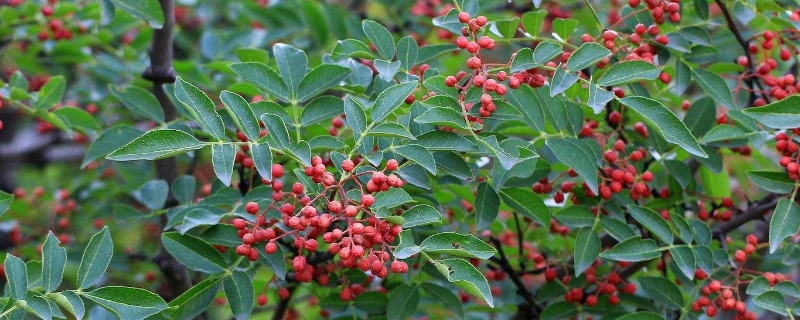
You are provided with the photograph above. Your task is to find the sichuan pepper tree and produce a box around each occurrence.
[1,0,800,319]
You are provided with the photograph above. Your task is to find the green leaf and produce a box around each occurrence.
[683,97,716,138]
[421,283,464,319]
[670,245,696,279]
[574,228,600,276]
[699,165,731,200]
[742,95,800,129]
[35,76,66,109]
[221,91,261,141]
[108,0,164,28]
[300,0,329,46]
[541,301,577,320]
[162,232,227,273]
[174,77,226,141]
[616,312,666,320]
[397,36,418,70]
[223,271,254,320]
[554,205,595,228]
[421,232,496,259]
[260,113,291,149]
[474,182,500,230]
[588,83,614,114]
[369,123,415,139]
[172,176,196,205]
[699,124,748,144]
[546,137,599,194]
[769,198,800,253]
[550,65,579,96]
[395,230,421,259]
[257,243,287,279]
[402,204,441,228]
[393,144,436,174]
[300,96,344,126]
[273,43,308,97]
[504,84,545,130]
[297,64,351,102]
[354,292,389,315]
[533,41,563,65]
[674,59,691,95]
[235,48,269,63]
[362,20,395,59]
[628,205,674,244]
[414,107,469,130]
[522,10,547,36]
[4,254,27,300]
[82,125,143,168]
[249,142,272,181]
[499,188,550,228]
[83,286,168,320]
[109,85,165,123]
[567,42,611,71]
[619,96,707,158]
[431,258,493,307]
[510,48,536,73]
[372,81,419,122]
[345,95,368,138]
[597,61,661,86]
[692,68,736,110]
[49,291,85,319]
[230,62,290,102]
[211,144,236,186]
[53,106,101,133]
[167,276,223,320]
[77,226,113,289]
[23,292,51,320]
[331,39,374,60]
[639,276,684,309]
[139,179,168,210]
[99,0,115,24]
[0,190,13,217]
[754,291,789,315]
[42,232,66,292]
[600,236,661,262]
[552,18,578,40]
[387,284,419,320]
[748,171,796,194]
[373,188,414,209]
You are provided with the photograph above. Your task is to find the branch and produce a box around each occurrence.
[713,193,781,235]
[271,285,296,320]
[713,0,770,105]
[488,237,540,319]
[144,0,192,301]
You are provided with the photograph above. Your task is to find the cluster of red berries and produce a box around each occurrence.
[775,129,800,180]
[544,263,637,307]
[409,0,450,19]
[230,156,409,296]
[440,11,513,129]
[38,1,86,41]
[627,0,681,24]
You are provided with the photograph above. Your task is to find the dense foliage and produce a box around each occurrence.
[2,0,800,319]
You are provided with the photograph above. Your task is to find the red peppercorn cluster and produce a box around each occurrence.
[443,12,513,129]
[627,0,682,24]
[776,129,800,180]
[231,156,409,290]
[36,0,86,42]
[543,263,636,308]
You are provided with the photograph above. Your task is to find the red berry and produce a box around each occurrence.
[257,294,267,306]
[386,159,399,171]
[458,12,471,23]
[265,241,278,254]
[272,164,284,178]
[342,159,355,172]
[361,194,375,207]
[245,201,259,214]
